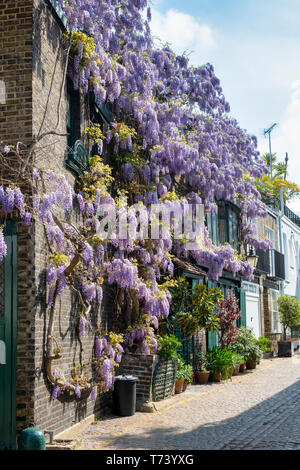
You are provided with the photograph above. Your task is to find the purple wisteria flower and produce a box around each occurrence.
[52,385,61,400]
[91,385,97,402]
[0,230,7,262]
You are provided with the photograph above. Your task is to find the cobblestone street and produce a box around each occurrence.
[69,357,300,450]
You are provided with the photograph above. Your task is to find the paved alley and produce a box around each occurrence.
[67,356,300,450]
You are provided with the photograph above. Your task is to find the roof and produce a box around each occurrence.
[173,257,207,278]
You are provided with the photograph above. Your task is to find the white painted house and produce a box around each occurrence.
[281,206,300,301]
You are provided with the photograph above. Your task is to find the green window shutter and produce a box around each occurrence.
[206,210,219,246]
[228,208,239,251]
[89,92,113,124]
[66,80,88,175]
[212,212,219,245]
[66,140,89,176]
[239,288,247,327]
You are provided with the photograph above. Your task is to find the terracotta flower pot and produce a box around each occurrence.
[182,381,188,392]
[239,362,246,373]
[232,365,240,376]
[246,360,257,370]
[195,371,210,385]
[211,369,222,382]
[175,378,184,394]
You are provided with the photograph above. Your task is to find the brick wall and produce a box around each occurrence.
[30,0,112,435]
[257,213,278,250]
[0,0,36,432]
[119,353,157,404]
[0,0,116,437]
[0,0,33,146]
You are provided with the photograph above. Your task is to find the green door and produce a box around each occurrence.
[0,221,17,450]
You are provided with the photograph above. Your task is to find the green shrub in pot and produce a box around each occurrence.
[176,356,186,380]
[231,352,244,367]
[183,364,194,384]
[255,336,271,355]
[244,344,263,363]
[206,347,234,381]
[230,326,257,362]
[195,351,209,372]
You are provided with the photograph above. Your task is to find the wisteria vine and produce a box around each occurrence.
[0,0,272,401]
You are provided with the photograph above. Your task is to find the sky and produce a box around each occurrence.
[148,0,300,214]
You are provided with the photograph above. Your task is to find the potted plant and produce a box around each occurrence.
[230,326,256,372]
[255,336,271,363]
[245,344,262,369]
[182,364,193,391]
[206,347,234,382]
[175,356,185,393]
[277,295,300,341]
[231,352,244,376]
[195,352,210,384]
[277,296,300,357]
[256,336,271,355]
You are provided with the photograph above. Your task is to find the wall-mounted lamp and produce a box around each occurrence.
[247,247,259,269]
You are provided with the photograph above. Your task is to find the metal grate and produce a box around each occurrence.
[152,358,177,402]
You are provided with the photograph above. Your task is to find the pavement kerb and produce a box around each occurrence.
[90,358,283,451]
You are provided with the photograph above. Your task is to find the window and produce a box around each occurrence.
[265,227,275,277]
[206,210,218,245]
[283,232,289,281]
[66,79,81,150]
[270,289,280,334]
[218,202,239,251]
[243,282,259,295]
[90,92,113,125]
[66,79,89,175]
[289,238,295,269]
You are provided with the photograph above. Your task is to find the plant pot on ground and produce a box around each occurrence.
[182,363,193,391]
[175,378,184,394]
[246,360,257,370]
[239,362,246,373]
[182,381,188,392]
[231,352,244,376]
[206,347,234,382]
[211,369,222,382]
[195,370,210,384]
[175,356,186,393]
[232,364,240,376]
[245,343,262,370]
[195,351,210,384]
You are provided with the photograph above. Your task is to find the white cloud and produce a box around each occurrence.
[150,9,216,55]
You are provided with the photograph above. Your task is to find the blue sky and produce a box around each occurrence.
[149,0,300,213]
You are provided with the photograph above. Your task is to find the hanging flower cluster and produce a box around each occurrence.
[94,332,124,392]
[124,322,158,355]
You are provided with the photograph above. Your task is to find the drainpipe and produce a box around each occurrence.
[279,187,284,295]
